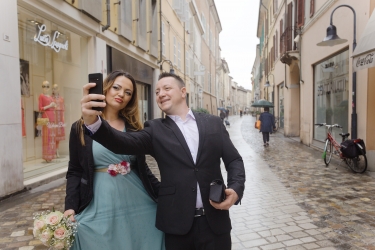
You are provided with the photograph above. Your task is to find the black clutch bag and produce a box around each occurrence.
[209,179,226,203]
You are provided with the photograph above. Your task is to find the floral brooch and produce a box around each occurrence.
[107,161,131,176]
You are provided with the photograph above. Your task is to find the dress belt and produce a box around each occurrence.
[95,168,107,172]
[194,208,205,217]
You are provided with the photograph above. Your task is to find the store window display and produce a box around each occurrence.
[18,7,88,175]
[52,84,65,157]
[38,80,57,162]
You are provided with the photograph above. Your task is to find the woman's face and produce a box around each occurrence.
[42,82,50,95]
[105,76,134,112]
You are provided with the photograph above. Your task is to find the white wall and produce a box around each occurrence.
[0,0,24,197]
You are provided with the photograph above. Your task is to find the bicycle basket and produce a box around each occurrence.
[340,140,359,158]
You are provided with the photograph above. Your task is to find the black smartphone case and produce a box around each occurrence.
[88,73,103,111]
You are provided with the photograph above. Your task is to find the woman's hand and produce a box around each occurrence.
[63,209,76,222]
[81,83,106,125]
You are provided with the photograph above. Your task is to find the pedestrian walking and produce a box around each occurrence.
[259,107,275,147]
[81,72,245,250]
[220,110,226,124]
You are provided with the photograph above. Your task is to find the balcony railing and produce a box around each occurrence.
[280,26,299,55]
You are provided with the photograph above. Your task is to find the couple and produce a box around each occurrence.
[64,70,246,250]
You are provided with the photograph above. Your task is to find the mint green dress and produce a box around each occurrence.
[71,139,165,250]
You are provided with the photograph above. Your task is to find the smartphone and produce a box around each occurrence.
[88,73,104,111]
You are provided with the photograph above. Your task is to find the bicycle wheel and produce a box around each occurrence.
[346,150,367,173]
[323,139,333,166]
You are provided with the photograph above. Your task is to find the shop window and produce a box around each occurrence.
[18,7,88,169]
[314,50,349,142]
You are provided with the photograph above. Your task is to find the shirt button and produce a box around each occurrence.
[192,188,196,192]
[194,168,198,172]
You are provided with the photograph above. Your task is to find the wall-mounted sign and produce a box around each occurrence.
[353,52,375,71]
[34,24,68,53]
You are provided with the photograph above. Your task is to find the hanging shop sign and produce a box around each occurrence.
[353,52,375,72]
[34,24,69,53]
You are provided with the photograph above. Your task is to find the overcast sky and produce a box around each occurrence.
[215,0,260,91]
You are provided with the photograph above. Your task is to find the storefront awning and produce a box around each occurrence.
[352,10,375,71]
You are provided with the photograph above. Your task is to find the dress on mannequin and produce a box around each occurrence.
[52,84,65,157]
[38,81,57,162]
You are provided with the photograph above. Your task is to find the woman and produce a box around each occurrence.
[259,107,275,147]
[64,70,165,249]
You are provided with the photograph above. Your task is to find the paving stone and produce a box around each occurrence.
[10,231,24,237]
[260,242,286,250]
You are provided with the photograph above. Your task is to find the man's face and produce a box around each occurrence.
[155,77,186,114]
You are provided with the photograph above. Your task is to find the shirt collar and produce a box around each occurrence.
[167,109,196,122]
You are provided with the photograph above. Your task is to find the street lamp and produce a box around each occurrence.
[160,59,175,74]
[316,4,357,139]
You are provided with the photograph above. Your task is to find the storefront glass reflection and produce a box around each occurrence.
[18,7,88,177]
[314,50,349,142]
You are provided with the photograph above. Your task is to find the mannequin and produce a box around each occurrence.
[52,83,65,157]
[38,80,57,162]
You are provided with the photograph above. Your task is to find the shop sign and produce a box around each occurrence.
[353,52,375,71]
[34,24,69,53]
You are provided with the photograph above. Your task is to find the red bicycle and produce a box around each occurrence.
[315,123,367,173]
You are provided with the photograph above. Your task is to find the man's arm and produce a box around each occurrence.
[90,119,154,156]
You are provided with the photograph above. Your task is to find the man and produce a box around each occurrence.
[81,72,245,250]
[259,107,276,147]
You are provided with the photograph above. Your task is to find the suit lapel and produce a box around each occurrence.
[163,116,195,165]
[193,112,206,165]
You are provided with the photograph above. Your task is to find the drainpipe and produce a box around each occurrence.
[102,0,110,32]
[157,0,162,63]
[284,1,288,90]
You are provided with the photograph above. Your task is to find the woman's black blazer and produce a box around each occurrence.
[65,120,160,214]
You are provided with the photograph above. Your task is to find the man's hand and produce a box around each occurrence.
[63,209,76,222]
[81,83,106,125]
[209,188,239,210]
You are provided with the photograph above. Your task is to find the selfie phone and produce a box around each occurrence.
[88,73,104,111]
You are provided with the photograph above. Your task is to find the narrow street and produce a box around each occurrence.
[1,115,375,250]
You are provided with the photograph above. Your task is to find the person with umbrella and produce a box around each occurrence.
[259,107,276,147]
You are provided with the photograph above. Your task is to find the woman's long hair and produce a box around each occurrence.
[77,70,143,146]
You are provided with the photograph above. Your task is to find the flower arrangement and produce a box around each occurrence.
[107,161,131,176]
[33,209,77,250]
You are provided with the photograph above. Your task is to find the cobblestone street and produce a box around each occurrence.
[1,115,375,249]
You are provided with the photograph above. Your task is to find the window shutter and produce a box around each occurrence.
[174,37,177,65]
[162,22,166,56]
[178,41,181,68]
[276,31,278,58]
[297,0,304,27]
[310,0,315,17]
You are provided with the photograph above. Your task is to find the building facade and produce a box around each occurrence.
[1,0,162,197]
[253,0,375,171]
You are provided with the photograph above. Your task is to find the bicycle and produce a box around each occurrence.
[315,123,367,173]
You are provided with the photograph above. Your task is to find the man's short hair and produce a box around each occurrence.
[158,72,185,88]
[264,107,269,112]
